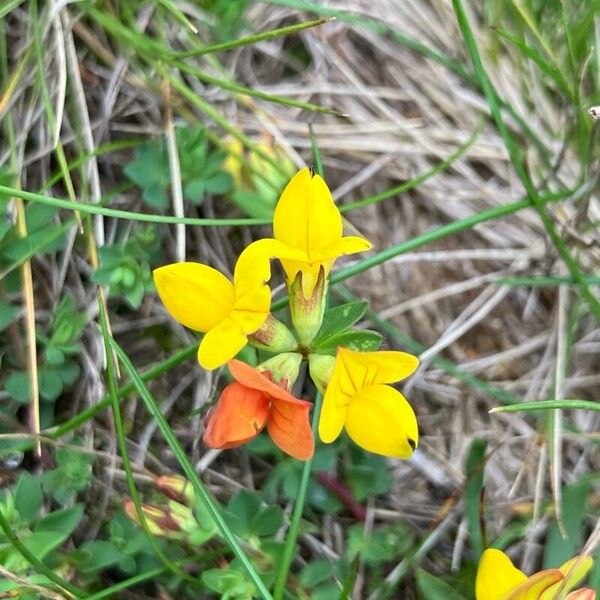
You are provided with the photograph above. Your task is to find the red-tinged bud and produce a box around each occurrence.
[257,352,302,392]
[123,499,195,539]
[289,266,326,345]
[155,474,196,506]
[248,314,297,353]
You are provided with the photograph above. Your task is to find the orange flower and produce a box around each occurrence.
[203,360,314,460]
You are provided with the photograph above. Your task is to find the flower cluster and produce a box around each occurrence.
[476,548,596,600]
[154,167,420,460]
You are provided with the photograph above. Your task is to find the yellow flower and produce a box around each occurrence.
[153,239,302,370]
[318,347,419,458]
[476,548,596,600]
[273,167,372,297]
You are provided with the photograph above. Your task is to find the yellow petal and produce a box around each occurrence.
[344,384,418,458]
[506,569,563,600]
[539,556,594,600]
[231,287,271,334]
[233,238,305,299]
[198,318,247,370]
[153,263,234,332]
[476,549,527,600]
[273,168,342,259]
[335,347,420,391]
[318,378,349,443]
[318,344,359,442]
[279,258,325,297]
[309,235,372,263]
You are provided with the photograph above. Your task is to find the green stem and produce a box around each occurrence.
[175,17,333,57]
[491,400,600,414]
[0,184,269,226]
[496,275,600,287]
[272,393,323,600]
[108,336,273,600]
[84,547,229,600]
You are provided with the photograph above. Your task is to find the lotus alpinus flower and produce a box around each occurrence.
[319,347,419,458]
[203,358,314,460]
[272,167,371,343]
[476,548,596,600]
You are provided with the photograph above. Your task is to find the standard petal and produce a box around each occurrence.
[228,359,305,404]
[153,263,234,332]
[344,384,418,458]
[475,549,527,600]
[198,319,247,370]
[335,347,420,390]
[506,570,563,600]
[268,398,314,460]
[273,168,342,258]
[203,383,269,449]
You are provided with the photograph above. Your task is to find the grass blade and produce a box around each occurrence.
[175,17,333,57]
[490,400,600,413]
[0,184,269,226]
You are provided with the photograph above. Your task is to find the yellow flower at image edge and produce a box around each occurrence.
[273,167,372,297]
[476,548,596,600]
[153,239,302,370]
[319,347,419,458]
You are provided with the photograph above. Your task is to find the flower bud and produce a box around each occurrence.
[308,353,335,394]
[155,474,196,506]
[289,266,326,346]
[257,352,303,392]
[123,499,195,539]
[248,314,297,353]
